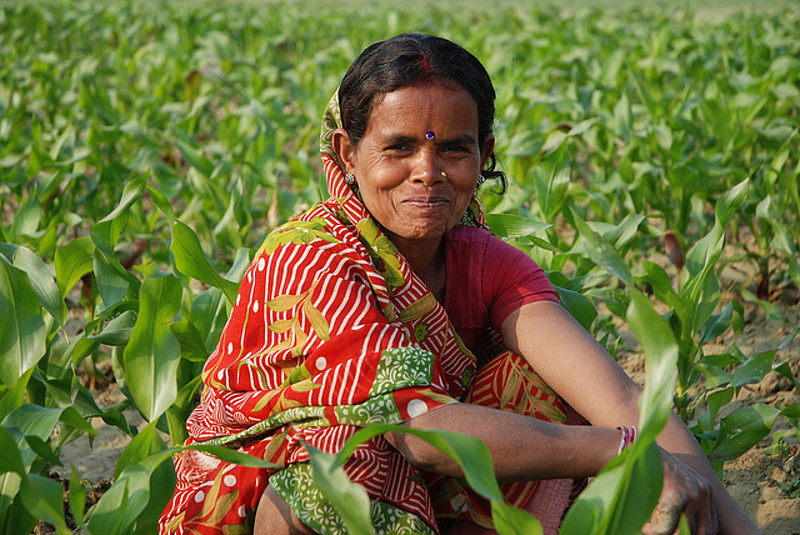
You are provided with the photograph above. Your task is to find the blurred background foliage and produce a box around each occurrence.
[1,0,798,532]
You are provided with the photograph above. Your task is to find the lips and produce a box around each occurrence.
[402,196,451,209]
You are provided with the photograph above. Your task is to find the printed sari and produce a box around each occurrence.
[159,92,573,535]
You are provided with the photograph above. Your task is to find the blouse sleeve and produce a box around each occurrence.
[483,235,559,331]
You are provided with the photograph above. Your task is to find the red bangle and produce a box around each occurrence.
[616,425,638,455]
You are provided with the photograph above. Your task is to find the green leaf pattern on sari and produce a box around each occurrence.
[370,346,436,397]
[257,217,339,256]
[356,219,405,289]
[272,463,436,535]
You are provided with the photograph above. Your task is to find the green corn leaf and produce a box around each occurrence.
[10,193,42,244]
[628,289,679,438]
[0,368,35,422]
[638,261,681,310]
[115,420,168,483]
[773,362,800,392]
[731,350,777,387]
[585,287,630,319]
[85,470,132,535]
[148,185,175,223]
[708,404,780,462]
[484,213,552,239]
[561,440,663,535]
[54,236,95,299]
[780,404,800,419]
[0,427,26,476]
[24,435,62,466]
[0,257,47,388]
[2,405,84,469]
[305,444,376,535]
[174,139,215,178]
[698,301,733,344]
[564,288,677,535]
[166,374,203,445]
[94,249,130,310]
[333,424,542,535]
[87,442,277,534]
[573,212,633,287]
[123,275,182,422]
[190,287,230,353]
[707,388,735,425]
[68,466,87,529]
[170,318,210,362]
[91,169,149,255]
[740,287,787,322]
[90,309,137,346]
[0,243,66,326]
[20,473,70,534]
[535,141,571,221]
[554,285,598,331]
[170,220,239,305]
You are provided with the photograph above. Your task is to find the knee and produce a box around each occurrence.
[253,485,314,535]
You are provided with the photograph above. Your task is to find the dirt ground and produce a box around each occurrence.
[53,259,800,534]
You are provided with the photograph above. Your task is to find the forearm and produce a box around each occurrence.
[385,402,621,483]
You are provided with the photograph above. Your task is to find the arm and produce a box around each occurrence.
[386,402,623,482]
[500,300,758,534]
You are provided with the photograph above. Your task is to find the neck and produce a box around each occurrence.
[389,234,445,288]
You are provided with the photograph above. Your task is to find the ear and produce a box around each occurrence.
[480,134,495,171]
[332,128,357,173]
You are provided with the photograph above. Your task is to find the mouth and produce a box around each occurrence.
[403,197,450,209]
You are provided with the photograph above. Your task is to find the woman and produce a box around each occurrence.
[160,34,757,535]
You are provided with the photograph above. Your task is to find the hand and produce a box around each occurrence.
[642,449,719,535]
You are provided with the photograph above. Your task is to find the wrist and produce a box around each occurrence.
[616,425,638,455]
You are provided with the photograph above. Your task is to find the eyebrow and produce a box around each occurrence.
[380,132,478,146]
[437,133,478,146]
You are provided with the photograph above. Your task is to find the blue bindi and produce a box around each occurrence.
[425,131,435,140]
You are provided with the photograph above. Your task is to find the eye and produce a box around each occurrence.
[384,143,411,152]
[442,143,472,155]
[443,144,468,152]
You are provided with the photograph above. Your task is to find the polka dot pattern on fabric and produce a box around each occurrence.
[407,399,428,418]
[450,494,466,512]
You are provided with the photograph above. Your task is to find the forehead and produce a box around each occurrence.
[365,83,479,137]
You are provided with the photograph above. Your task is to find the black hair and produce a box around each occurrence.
[338,33,505,190]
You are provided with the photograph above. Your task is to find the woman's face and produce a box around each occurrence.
[335,83,493,251]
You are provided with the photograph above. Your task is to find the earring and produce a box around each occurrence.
[477,174,486,186]
[344,172,356,185]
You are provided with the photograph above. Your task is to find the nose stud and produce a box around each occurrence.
[440,170,447,178]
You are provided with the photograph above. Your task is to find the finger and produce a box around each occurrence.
[687,483,719,535]
[644,504,681,535]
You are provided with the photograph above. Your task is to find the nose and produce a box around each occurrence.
[410,150,444,186]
